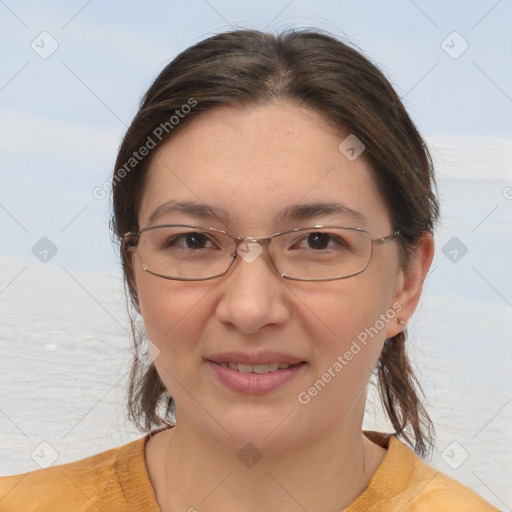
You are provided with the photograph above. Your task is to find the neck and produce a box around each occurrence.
[160,418,386,512]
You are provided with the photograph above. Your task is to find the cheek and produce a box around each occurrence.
[136,278,214,401]
[291,285,391,425]
[299,277,395,381]
[136,273,209,359]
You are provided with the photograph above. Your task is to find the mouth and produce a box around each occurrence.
[213,362,304,374]
[206,351,306,372]
[206,352,307,394]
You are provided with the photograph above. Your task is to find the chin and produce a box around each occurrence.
[199,401,310,453]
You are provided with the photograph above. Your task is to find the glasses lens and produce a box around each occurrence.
[139,226,235,279]
[271,227,371,280]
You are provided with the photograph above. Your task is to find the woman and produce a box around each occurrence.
[0,29,499,511]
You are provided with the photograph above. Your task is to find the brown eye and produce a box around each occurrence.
[167,232,216,250]
[291,232,348,251]
[306,233,331,250]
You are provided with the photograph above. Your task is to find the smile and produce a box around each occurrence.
[217,362,295,373]
[207,359,307,395]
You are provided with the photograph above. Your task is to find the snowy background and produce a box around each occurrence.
[1,1,511,510]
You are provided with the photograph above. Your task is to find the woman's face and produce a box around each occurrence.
[133,102,406,451]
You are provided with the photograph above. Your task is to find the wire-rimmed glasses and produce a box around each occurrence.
[123,224,400,282]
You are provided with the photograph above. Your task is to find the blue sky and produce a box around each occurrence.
[1,0,511,273]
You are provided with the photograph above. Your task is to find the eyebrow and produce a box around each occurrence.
[147,200,228,225]
[147,200,367,227]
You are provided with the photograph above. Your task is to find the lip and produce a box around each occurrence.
[206,360,307,395]
[207,351,305,366]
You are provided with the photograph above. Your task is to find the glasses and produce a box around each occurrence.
[123,224,400,282]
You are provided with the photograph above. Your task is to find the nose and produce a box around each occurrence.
[214,245,291,334]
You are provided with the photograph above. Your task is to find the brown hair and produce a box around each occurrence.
[111,28,439,457]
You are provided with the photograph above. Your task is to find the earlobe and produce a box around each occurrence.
[386,232,435,338]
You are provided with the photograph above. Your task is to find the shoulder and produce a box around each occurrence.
[348,431,501,512]
[0,434,154,512]
[400,461,501,512]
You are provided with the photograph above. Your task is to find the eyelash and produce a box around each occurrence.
[166,231,347,252]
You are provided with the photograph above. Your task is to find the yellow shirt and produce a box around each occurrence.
[0,429,500,511]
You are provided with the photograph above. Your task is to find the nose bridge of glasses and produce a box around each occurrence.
[234,236,272,265]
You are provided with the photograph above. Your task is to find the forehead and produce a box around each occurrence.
[139,102,391,233]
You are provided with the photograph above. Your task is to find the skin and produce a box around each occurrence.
[134,101,434,511]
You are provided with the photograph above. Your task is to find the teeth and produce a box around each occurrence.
[220,362,292,373]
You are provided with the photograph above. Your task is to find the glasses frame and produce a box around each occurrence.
[123,224,400,282]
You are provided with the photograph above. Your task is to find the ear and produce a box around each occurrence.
[385,232,435,338]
